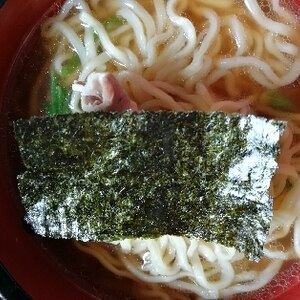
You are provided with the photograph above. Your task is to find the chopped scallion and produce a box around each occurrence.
[103,16,125,32]
[260,90,296,112]
[46,71,71,116]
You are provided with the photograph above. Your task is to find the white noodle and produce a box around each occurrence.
[143,28,186,75]
[263,248,291,260]
[220,259,283,296]
[181,8,219,78]
[152,81,209,110]
[144,26,175,68]
[166,0,197,60]
[79,52,111,80]
[249,68,277,89]
[188,249,235,290]
[121,0,156,38]
[84,26,97,59]
[194,241,217,263]
[154,0,168,33]
[117,71,183,111]
[117,7,147,56]
[53,52,73,74]
[218,56,300,87]
[79,11,129,66]
[205,69,228,85]
[156,57,189,81]
[294,216,300,257]
[167,280,219,299]
[169,237,193,272]
[184,57,212,92]
[228,15,247,56]
[244,0,292,36]
[109,24,132,39]
[123,48,142,72]
[70,91,82,113]
[275,39,299,56]
[53,21,88,65]
[195,0,234,9]
[264,32,290,66]
[268,209,298,242]
[271,0,297,24]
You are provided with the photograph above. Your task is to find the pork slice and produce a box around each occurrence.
[72,72,138,112]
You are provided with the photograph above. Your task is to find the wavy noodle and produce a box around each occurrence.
[117,7,148,56]
[181,8,219,78]
[194,0,234,9]
[218,56,300,87]
[244,0,293,36]
[80,11,130,66]
[122,0,157,38]
[271,0,298,24]
[53,21,88,65]
[41,0,300,299]
[264,32,291,68]
[275,39,299,56]
[84,26,97,59]
[165,0,197,60]
[154,0,168,33]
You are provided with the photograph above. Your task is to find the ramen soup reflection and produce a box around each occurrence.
[26,0,300,299]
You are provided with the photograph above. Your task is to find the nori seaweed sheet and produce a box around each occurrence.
[14,111,287,261]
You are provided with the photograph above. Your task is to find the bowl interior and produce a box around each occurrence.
[1,1,300,300]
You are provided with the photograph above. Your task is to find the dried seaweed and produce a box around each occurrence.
[14,111,286,260]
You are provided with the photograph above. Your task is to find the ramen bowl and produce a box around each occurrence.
[1,1,300,299]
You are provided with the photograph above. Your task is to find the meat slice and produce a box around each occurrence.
[72,72,138,112]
